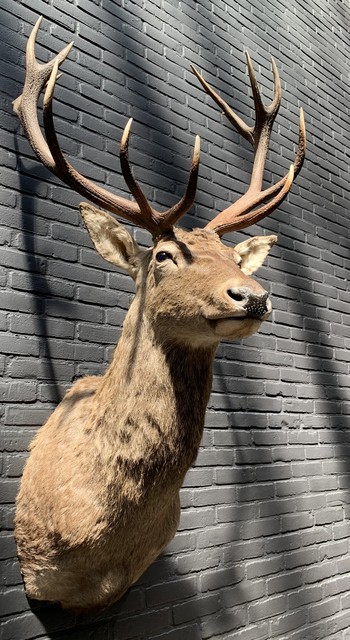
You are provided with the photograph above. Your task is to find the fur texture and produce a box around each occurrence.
[15,218,276,611]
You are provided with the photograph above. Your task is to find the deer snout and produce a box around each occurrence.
[227,288,271,319]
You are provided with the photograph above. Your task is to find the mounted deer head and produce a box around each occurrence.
[14,18,306,612]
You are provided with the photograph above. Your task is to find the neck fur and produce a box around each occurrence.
[94,298,217,474]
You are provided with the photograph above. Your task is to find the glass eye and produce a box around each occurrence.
[156,251,172,263]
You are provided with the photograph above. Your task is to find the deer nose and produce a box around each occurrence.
[227,288,270,319]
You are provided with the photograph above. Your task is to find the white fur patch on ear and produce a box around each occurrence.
[234,235,278,275]
[80,203,142,278]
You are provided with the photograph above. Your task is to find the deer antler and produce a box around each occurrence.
[191,52,306,236]
[13,17,200,238]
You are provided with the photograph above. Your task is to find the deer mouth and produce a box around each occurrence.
[209,316,263,339]
[204,292,272,328]
[207,305,271,324]
[207,302,272,338]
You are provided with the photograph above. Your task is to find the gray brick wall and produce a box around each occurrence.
[1,0,350,638]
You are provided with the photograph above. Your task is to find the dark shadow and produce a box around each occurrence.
[15,141,61,405]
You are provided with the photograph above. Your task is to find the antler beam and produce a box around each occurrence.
[191,52,306,236]
[13,17,200,238]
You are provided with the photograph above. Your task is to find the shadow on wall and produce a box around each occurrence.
[23,553,199,639]
[15,144,62,406]
[273,213,350,638]
[280,219,350,468]
[210,205,350,638]
[188,1,350,634]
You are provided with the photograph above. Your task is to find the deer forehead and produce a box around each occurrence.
[153,228,241,266]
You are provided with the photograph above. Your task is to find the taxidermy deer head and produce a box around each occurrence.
[14,17,305,612]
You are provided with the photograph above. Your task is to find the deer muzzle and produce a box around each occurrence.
[244,292,270,319]
[227,288,271,320]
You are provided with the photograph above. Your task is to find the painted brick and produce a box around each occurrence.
[248,594,287,623]
[172,592,220,624]
[201,608,247,638]
[303,561,337,585]
[175,549,221,575]
[308,596,340,623]
[259,497,294,518]
[222,579,266,607]
[200,565,244,592]
[246,555,284,580]
[267,570,303,596]
[240,517,281,539]
[0,533,17,560]
[323,575,350,598]
[178,507,215,531]
[284,547,319,570]
[146,577,197,607]
[265,533,301,555]
[332,521,350,540]
[2,1,350,639]
[152,625,202,640]
[217,502,258,524]
[221,622,269,640]
[114,607,172,637]
[315,507,344,525]
[319,539,349,561]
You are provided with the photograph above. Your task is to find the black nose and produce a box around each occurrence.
[244,292,269,318]
[227,288,269,319]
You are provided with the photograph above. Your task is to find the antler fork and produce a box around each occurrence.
[13,17,200,238]
[191,52,306,236]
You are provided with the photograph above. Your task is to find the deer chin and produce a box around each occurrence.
[210,317,262,339]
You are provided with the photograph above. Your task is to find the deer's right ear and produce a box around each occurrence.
[80,203,142,279]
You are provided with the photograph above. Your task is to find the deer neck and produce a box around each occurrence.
[94,298,217,472]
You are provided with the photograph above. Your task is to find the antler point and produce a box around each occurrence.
[43,59,59,108]
[193,135,200,161]
[190,64,201,79]
[121,118,133,153]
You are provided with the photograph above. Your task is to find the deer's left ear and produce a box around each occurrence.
[234,235,278,275]
[80,203,143,279]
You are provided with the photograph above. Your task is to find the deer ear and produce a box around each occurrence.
[80,203,142,279]
[234,235,278,275]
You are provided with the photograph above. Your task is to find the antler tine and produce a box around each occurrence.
[14,16,140,227]
[246,52,281,127]
[158,133,201,230]
[293,106,306,177]
[205,106,306,236]
[119,119,201,235]
[208,165,295,236]
[245,52,281,191]
[41,58,148,230]
[190,64,254,146]
[14,18,200,239]
[120,118,155,224]
[192,52,305,237]
[13,16,74,173]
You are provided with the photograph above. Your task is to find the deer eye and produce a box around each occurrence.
[156,251,172,263]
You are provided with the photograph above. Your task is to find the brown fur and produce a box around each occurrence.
[15,223,276,611]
